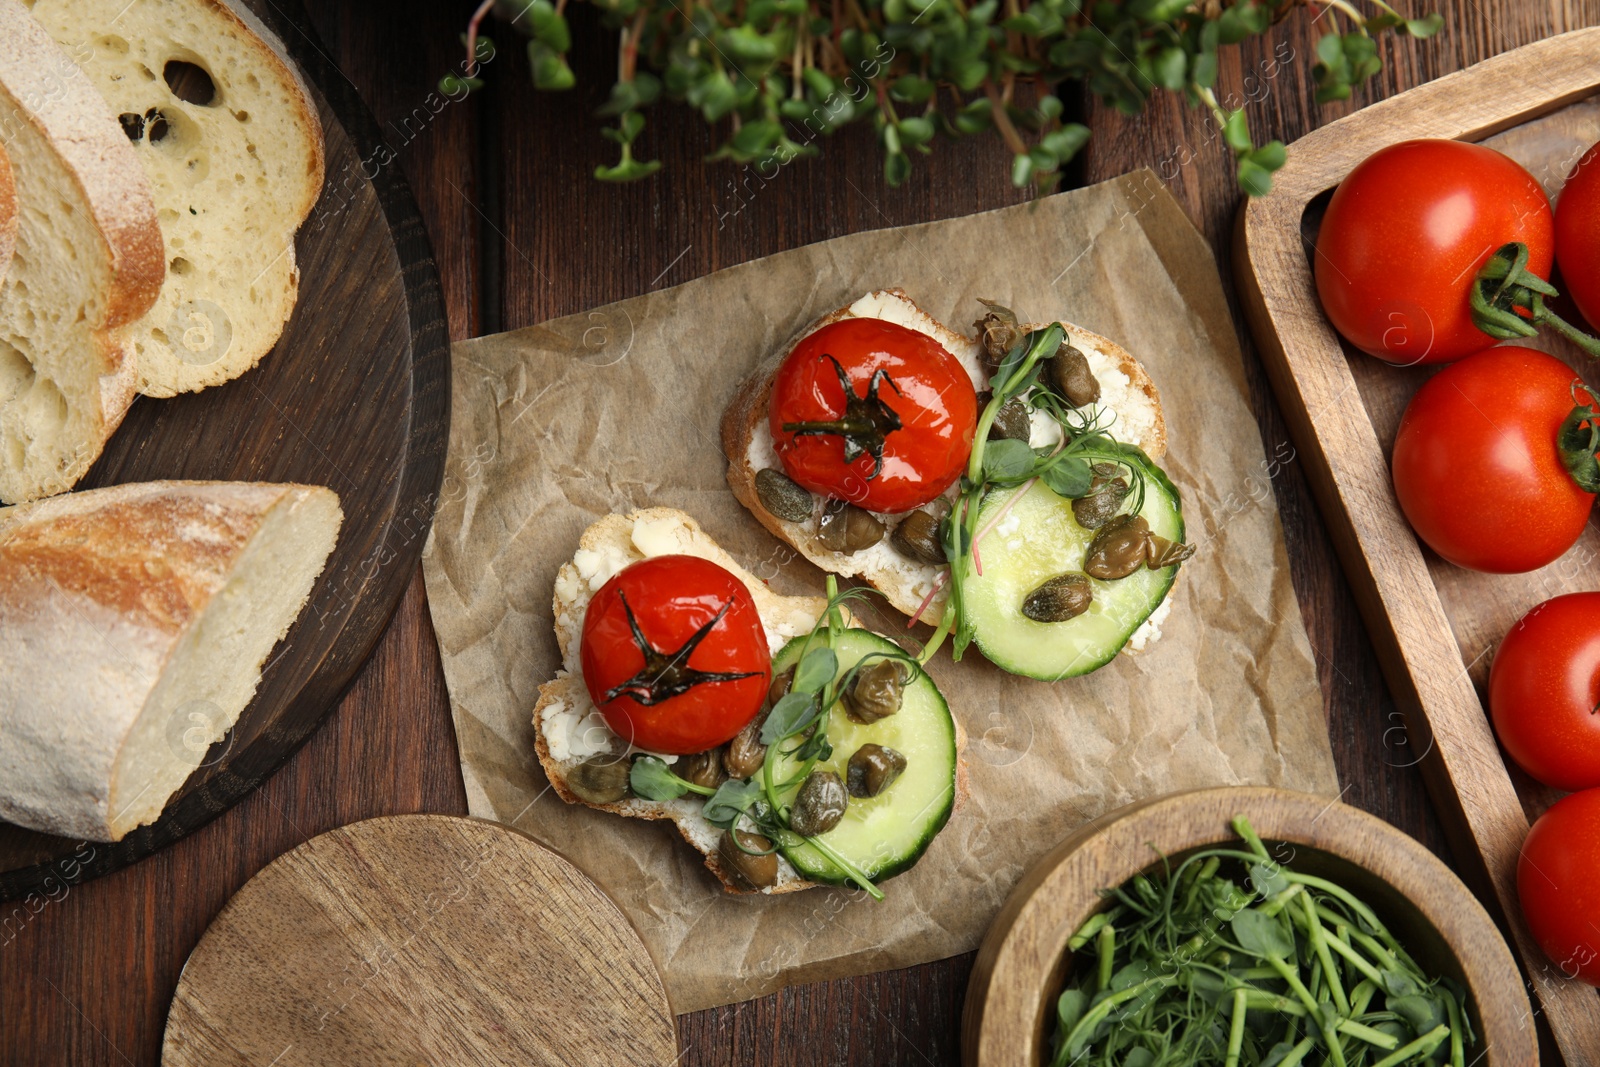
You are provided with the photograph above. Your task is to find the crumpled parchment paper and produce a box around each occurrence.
[421,170,1339,1013]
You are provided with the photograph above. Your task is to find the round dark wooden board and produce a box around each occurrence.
[0,0,449,901]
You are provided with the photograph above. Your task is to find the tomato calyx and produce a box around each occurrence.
[602,591,763,706]
[1472,242,1600,358]
[780,354,904,480]
[1557,385,1600,493]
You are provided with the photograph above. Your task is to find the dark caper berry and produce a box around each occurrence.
[1072,467,1130,530]
[679,747,728,789]
[718,829,779,890]
[1146,534,1196,569]
[1084,514,1152,581]
[973,299,1025,373]
[842,658,906,724]
[1048,343,1101,407]
[1021,573,1094,623]
[566,754,631,804]
[790,771,848,836]
[817,499,884,554]
[988,397,1032,442]
[755,467,814,523]
[724,717,767,779]
[847,744,908,798]
[890,509,946,565]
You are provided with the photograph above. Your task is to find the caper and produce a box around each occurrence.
[988,396,1032,442]
[842,658,906,724]
[1048,343,1101,407]
[817,499,884,553]
[1147,534,1196,569]
[718,828,779,890]
[973,299,1025,373]
[790,771,848,836]
[1071,465,1129,530]
[890,509,946,565]
[680,747,728,789]
[725,670,790,778]
[755,467,813,523]
[566,754,631,804]
[847,744,908,798]
[1021,573,1094,623]
[1084,514,1152,581]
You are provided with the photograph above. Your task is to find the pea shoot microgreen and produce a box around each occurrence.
[1049,816,1474,1067]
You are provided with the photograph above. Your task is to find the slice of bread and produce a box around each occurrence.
[0,0,164,504]
[28,0,326,397]
[533,508,833,894]
[0,480,342,841]
[722,289,1169,622]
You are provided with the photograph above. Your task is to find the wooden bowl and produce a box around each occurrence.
[962,787,1536,1066]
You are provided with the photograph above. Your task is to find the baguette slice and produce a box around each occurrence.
[722,289,1168,622]
[28,0,326,397]
[0,0,164,503]
[533,508,832,893]
[0,480,342,841]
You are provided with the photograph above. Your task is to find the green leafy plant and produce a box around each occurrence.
[446,0,1438,194]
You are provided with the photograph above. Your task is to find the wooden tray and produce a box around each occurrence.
[1234,27,1600,1061]
[963,788,1533,1067]
[162,815,677,1066]
[0,0,448,900]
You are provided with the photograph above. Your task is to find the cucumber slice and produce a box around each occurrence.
[962,453,1184,680]
[769,629,957,885]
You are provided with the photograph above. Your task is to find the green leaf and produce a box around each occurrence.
[1039,457,1092,498]
[1221,108,1252,153]
[802,68,835,100]
[1152,46,1187,90]
[528,42,575,90]
[1011,151,1034,188]
[1237,157,1274,197]
[953,98,993,134]
[1230,907,1295,958]
[702,779,764,828]
[1109,959,1152,992]
[730,118,782,154]
[593,157,662,181]
[889,75,935,104]
[1249,140,1287,172]
[1389,993,1447,1038]
[898,116,935,147]
[630,756,688,801]
[1380,969,1423,998]
[1056,988,1087,1032]
[792,646,838,694]
[984,438,1037,482]
[885,148,912,186]
[760,691,819,743]
[1407,13,1445,37]
[1036,94,1063,121]
[1040,123,1090,163]
[1364,13,1404,32]
[1249,862,1289,898]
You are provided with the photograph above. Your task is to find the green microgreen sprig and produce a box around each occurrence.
[447,0,1440,195]
[1048,816,1474,1067]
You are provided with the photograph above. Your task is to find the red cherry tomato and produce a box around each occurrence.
[1316,139,1554,365]
[1518,788,1600,986]
[580,555,770,755]
[1557,141,1600,330]
[1390,346,1594,573]
[770,316,977,513]
[1489,593,1600,791]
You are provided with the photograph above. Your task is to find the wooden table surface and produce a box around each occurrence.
[5,2,1595,1063]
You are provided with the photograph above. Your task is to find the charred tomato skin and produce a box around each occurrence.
[770,317,978,513]
[580,554,771,755]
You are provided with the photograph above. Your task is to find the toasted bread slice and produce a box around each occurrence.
[532,507,968,894]
[0,143,13,283]
[722,290,1168,622]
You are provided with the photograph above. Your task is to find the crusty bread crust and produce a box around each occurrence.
[531,506,969,895]
[0,142,14,284]
[722,290,1169,622]
[0,1,164,330]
